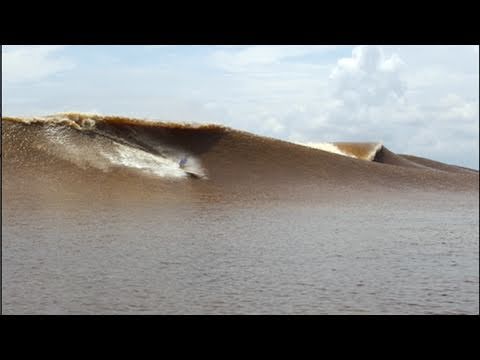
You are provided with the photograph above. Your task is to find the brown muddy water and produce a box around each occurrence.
[2,191,478,314]
[2,114,479,314]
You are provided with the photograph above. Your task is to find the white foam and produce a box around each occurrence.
[102,142,188,178]
[41,125,112,171]
[21,114,97,131]
[40,125,206,179]
[295,142,357,158]
[295,141,383,161]
[365,143,383,161]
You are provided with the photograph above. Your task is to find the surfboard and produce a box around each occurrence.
[186,171,201,179]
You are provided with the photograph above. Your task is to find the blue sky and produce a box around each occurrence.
[2,45,479,169]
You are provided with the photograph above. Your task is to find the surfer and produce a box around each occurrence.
[179,156,188,169]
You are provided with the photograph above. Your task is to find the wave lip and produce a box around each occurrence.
[295,142,357,158]
[333,142,383,161]
[297,141,383,161]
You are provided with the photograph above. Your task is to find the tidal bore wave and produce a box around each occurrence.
[2,113,478,202]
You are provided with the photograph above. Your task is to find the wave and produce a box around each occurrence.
[3,114,215,179]
[2,114,478,198]
[298,141,479,173]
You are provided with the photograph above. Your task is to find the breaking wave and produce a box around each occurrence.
[296,142,383,161]
[2,113,478,197]
[3,114,210,179]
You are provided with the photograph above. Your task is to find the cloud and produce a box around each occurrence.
[211,45,337,72]
[2,45,74,83]
[329,45,405,107]
[269,46,478,169]
[437,94,479,121]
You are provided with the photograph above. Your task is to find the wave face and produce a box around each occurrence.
[2,114,478,201]
[2,114,213,179]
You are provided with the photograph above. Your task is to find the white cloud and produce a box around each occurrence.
[211,45,337,72]
[2,45,74,83]
[329,45,405,107]
[436,94,479,122]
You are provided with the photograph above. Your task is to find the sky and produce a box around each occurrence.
[2,45,479,169]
